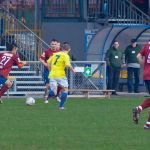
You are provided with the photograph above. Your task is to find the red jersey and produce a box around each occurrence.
[140,42,150,80]
[40,48,60,63]
[0,52,23,78]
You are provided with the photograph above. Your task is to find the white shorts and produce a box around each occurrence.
[50,78,68,92]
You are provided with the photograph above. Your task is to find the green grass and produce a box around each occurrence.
[0,97,150,150]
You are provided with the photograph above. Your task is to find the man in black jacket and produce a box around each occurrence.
[124,39,141,93]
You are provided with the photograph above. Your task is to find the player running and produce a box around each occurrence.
[0,43,26,103]
[132,40,150,129]
[47,42,75,110]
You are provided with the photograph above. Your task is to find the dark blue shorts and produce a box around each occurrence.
[43,68,49,85]
[0,76,7,86]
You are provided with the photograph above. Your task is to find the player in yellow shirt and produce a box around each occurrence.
[47,42,75,109]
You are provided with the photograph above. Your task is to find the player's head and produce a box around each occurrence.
[57,41,61,50]
[7,43,18,54]
[50,38,58,51]
[62,42,71,53]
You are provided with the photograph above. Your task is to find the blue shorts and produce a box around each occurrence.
[43,68,49,85]
[0,76,7,86]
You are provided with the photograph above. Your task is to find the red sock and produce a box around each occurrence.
[0,85,9,98]
[140,98,150,110]
[56,86,62,97]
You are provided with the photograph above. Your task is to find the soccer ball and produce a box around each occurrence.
[26,97,35,106]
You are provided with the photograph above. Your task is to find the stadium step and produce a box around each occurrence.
[16,81,44,84]
[17,86,45,89]
[10,71,36,76]
[15,76,43,80]
[137,29,150,47]
[12,66,30,71]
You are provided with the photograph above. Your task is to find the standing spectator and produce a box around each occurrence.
[39,39,60,103]
[105,40,123,95]
[124,39,141,93]
[21,16,26,25]
[132,40,150,129]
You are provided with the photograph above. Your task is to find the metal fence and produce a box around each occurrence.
[6,61,107,98]
[87,0,150,25]
[43,0,80,18]
[0,7,49,62]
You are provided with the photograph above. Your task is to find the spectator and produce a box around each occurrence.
[21,16,26,25]
[124,39,141,93]
[105,40,123,95]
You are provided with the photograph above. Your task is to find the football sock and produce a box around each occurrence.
[145,114,150,127]
[55,86,62,97]
[59,92,68,108]
[44,88,48,96]
[49,89,55,97]
[138,98,150,111]
[0,85,9,98]
[147,114,150,122]
[136,106,142,112]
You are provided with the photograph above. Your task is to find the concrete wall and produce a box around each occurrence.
[42,22,86,60]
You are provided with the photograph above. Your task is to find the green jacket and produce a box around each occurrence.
[124,45,141,64]
[105,47,123,67]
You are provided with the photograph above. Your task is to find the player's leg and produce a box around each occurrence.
[144,113,150,129]
[49,78,58,98]
[55,86,62,102]
[59,88,68,110]
[58,78,68,110]
[44,83,50,104]
[132,80,150,124]
[43,70,50,103]
[0,79,13,103]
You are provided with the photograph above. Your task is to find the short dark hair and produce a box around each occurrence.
[51,38,58,42]
[62,42,71,51]
[113,40,119,43]
[131,39,137,43]
[7,43,18,51]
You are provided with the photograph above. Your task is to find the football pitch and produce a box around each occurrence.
[0,97,150,150]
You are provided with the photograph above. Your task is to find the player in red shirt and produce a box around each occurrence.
[39,39,61,103]
[0,43,26,103]
[132,41,150,129]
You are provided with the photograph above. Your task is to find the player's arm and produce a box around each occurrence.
[14,56,27,68]
[137,45,146,66]
[39,52,48,67]
[137,53,144,65]
[65,56,75,73]
[18,61,27,68]
[47,57,52,71]
[66,64,74,72]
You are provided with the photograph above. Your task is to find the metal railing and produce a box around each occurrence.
[43,0,80,18]
[87,0,150,25]
[0,7,49,63]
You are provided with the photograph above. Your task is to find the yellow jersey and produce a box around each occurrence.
[47,51,71,78]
